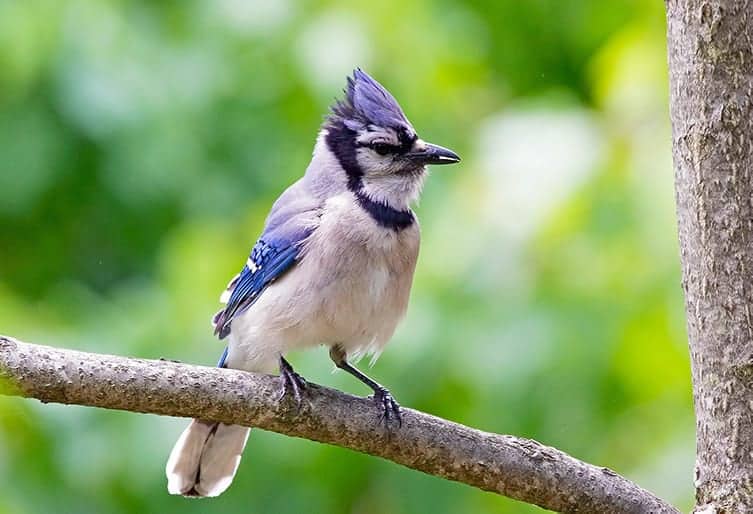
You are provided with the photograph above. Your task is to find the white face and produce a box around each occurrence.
[354,125,425,178]
[351,125,428,209]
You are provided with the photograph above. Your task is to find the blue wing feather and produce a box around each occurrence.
[217,346,229,368]
[213,239,300,339]
[212,178,320,340]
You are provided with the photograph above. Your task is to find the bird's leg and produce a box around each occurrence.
[329,345,401,427]
[277,355,307,409]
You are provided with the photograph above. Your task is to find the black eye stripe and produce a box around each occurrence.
[372,142,395,155]
[356,141,402,154]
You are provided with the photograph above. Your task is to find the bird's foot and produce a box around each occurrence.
[277,356,307,410]
[372,386,402,428]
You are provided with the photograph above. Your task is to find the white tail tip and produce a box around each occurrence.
[166,420,250,497]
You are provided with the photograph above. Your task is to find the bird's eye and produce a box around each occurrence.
[372,143,392,156]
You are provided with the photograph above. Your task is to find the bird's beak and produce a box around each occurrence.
[406,141,461,165]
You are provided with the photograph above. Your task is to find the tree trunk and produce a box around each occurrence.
[666,0,753,511]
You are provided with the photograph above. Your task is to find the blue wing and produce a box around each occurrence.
[212,179,320,340]
[212,238,301,339]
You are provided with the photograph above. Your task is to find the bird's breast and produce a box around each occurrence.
[295,194,421,354]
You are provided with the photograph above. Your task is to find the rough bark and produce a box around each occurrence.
[0,336,676,513]
[666,0,753,511]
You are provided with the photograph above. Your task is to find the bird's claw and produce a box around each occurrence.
[278,360,307,410]
[373,387,402,428]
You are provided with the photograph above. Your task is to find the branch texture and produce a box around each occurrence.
[0,335,677,513]
[667,0,753,511]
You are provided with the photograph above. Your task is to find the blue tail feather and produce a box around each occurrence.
[217,347,229,368]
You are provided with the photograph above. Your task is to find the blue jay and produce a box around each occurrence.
[166,69,460,497]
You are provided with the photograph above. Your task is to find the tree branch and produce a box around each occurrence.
[0,335,677,513]
[666,0,753,510]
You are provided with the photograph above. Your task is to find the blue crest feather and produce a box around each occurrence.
[328,68,409,129]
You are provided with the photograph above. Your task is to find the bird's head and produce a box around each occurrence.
[323,69,460,208]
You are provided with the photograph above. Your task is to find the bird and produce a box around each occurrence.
[165,68,460,498]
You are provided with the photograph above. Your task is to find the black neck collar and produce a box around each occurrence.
[325,123,415,232]
[354,190,414,231]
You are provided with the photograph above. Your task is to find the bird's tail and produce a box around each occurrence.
[166,419,250,497]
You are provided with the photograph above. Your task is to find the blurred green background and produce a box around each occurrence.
[0,0,692,512]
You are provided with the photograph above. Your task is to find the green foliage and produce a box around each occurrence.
[0,0,691,512]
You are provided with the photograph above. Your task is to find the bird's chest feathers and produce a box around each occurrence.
[299,194,419,332]
[310,194,419,275]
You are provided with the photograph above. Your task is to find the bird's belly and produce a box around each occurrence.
[304,215,420,357]
[307,259,406,356]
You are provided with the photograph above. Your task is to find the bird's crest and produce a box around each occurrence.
[328,68,410,130]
